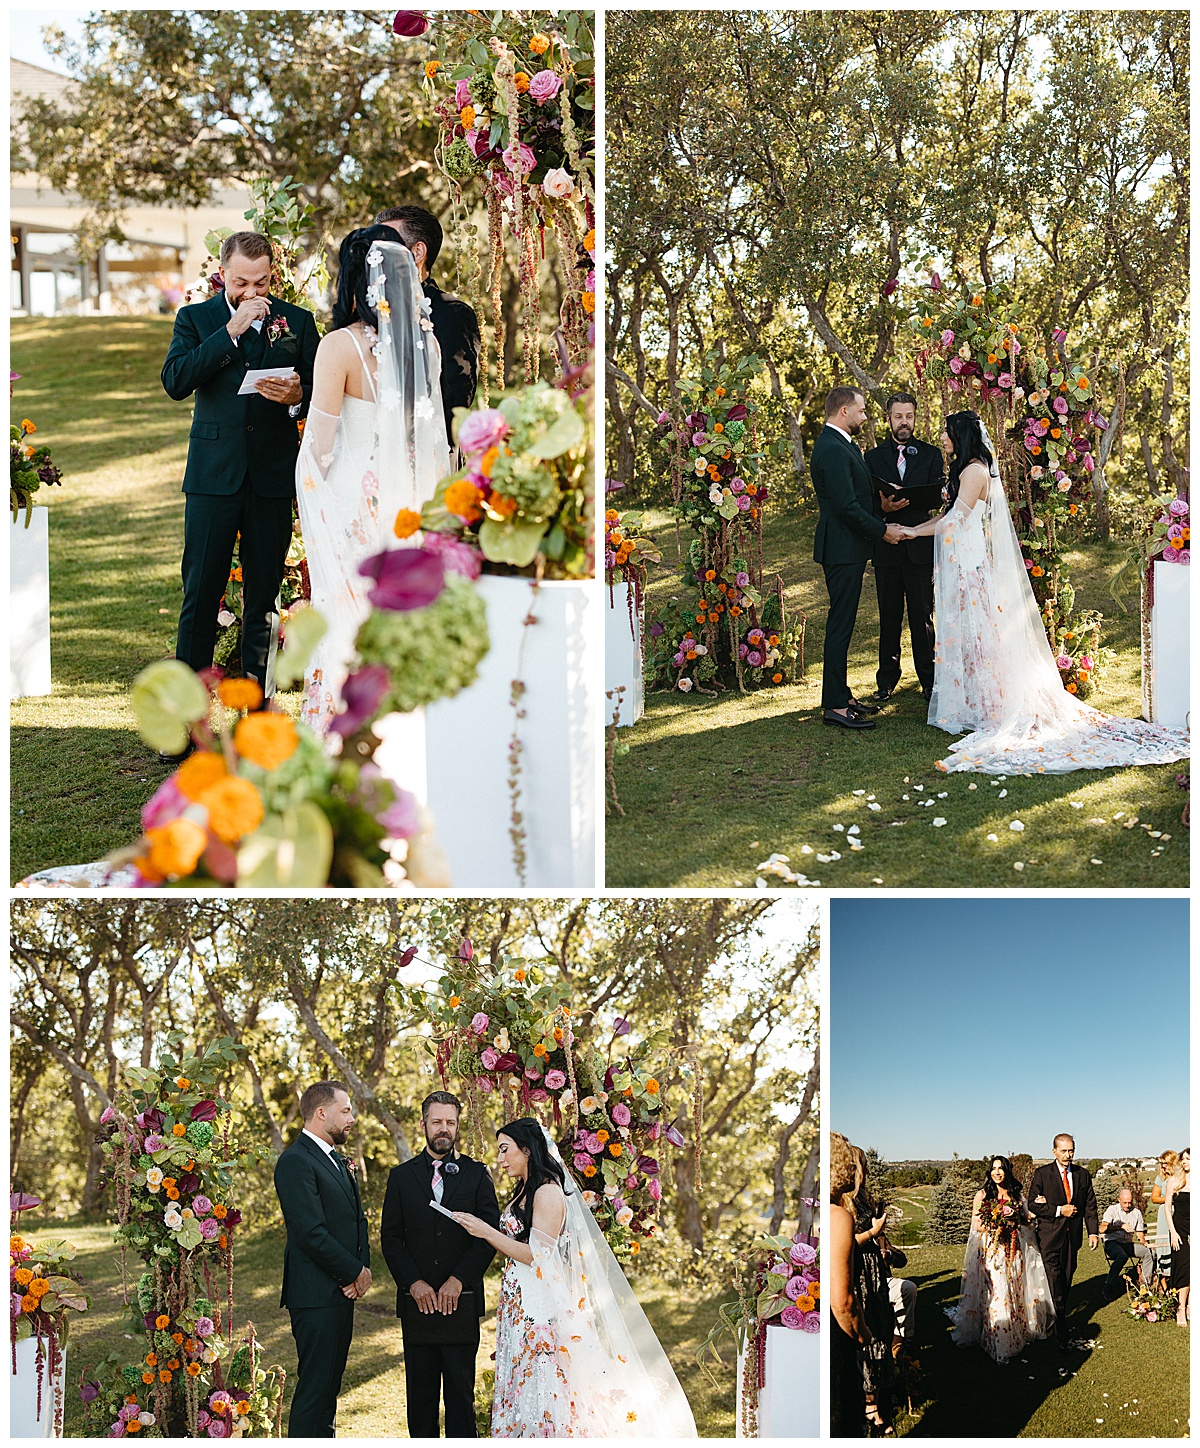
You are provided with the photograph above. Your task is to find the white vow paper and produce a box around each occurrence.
[428,1200,457,1220]
[237,366,297,396]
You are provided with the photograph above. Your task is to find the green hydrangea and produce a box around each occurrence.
[137,1154,154,1172]
[488,450,560,520]
[355,575,489,714]
[122,1365,145,1388]
[187,1121,215,1148]
[249,726,334,816]
[193,1297,214,1318]
[442,137,488,183]
[723,419,746,443]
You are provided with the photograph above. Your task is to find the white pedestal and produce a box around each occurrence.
[736,1323,819,1438]
[604,581,644,727]
[10,508,52,698]
[10,1334,66,1437]
[1147,559,1190,728]
[423,576,596,887]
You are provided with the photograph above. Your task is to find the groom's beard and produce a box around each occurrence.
[328,1126,352,1146]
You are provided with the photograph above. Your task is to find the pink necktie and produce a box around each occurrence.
[432,1160,443,1203]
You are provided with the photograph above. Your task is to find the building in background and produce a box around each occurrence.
[11,58,251,316]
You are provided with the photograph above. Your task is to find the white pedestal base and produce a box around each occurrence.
[1147,559,1190,729]
[604,581,644,727]
[736,1323,819,1438]
[422,576,596,887]
[11,508,52,698]
[10,1334,65,1437]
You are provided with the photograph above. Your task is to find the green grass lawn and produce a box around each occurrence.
[891,1241,1189,1437]
[607,503,1189,887]
[10,318,304,881]
[44,1217,731,1437]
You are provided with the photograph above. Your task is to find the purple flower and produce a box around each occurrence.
[198,1217,220,1241]
[480,1048,499,1070]
[613,1016,632,1035]
[455,79,472,109]
[80,1382,101,1405]
[208,272,225,293]
[359,547,446,611]
[656,410,671,425]
[544,1069,567,1090]
[784,1274,807,1301]
[612,1102,631,1126]
[141,777,187,831]
[493,1052,518,1072]
[195,1316,216,1339]
[789,1240,817,1266]
[735,495,751,512]
[192,1194,213,1216]
[1162,545,1180,562]
[664,1124,686,1148]
[460,937,473,960]
[207,1421,230,1439]
[468,128,494,160]
[470,1011,489,1036]
[573,1152,593,1171]
[392,10,430,36]
[178,1172,200,1195]
[1052,396,1069,415]
[648,1178,662,1201]
[940,329,955,347]
[1168,497,1189,517]
[738,643,749,659]
[735,570,749,587]
[1052,326,1067,346]
[726,404,748,422]
[330,665,390,738]
[100,1107,116,1125]
[798,1310,821,1333]
[144,1134,166,1153]
[458,407,510,457]
[191,1100,218,1122]
[881,278,898,298]
[528,69,563,104]
[747,649,763,666]
[692,431,707,446]
[929,271,943,292]
[636,1155,661,1176]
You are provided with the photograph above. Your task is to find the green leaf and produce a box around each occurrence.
[130,659,209,754]
[275,606,328,689]
[237,801,334,887]
[478,516,546,567]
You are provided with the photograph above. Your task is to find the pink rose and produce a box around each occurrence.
[779,1305,804,1329]
[611,1103,631,1126]
[480,1047,499,1070]
[940,329,955,347]
[784,1274,806,1300]
[1168,498,1189,517]
[544,1069,567,1090]
[573,1152,593,1171]
[648,1178,662,1201]
[529,69,563,105]
[476,1075,495,1093]
[529,1088,549,1103]
[502,141,537,175]
[198,1217,220,1241]
[949,357,964,376]
[455,79,472,109]
[998,372,1012,388]
[192,1195,212,1216]
[470,1011,489,1036]
[457,408,510,457]
[1162,545,1180,562]
[141,777,187,831]
[1179,550,1190,564]
[1052,396,1069,415]
[100,1106,116,1124]
[524,1065,542,1081]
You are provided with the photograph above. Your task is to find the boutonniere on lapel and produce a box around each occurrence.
[344,1155,357,1178]
[266,315,291,348]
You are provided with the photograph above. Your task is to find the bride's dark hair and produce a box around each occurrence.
[982,1155,1023,1203]
[497,1117,570,1243]
[943,410,994,506]
[331,223,399,332]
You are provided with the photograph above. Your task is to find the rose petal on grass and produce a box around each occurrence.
[998,789,1007,797]
[1009,820,1025,831]
[868,802,882,812]
[1013,862,1025,871]
[932,817,947,827]
[1070,800,1084,808]
[1091,858,1103,865]
[986,833,999,842]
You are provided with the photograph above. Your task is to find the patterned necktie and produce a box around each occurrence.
[896,443,907,481]
[1063,1167,1072,1203]
[431,1159,444,1204]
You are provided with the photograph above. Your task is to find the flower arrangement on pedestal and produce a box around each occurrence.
[420,382,591,577]
[426,10,595,391]
[80,1035,284,1439]
[397,939,689,1259]
[604,478,661,635]
[699,1228,820,1437]
[10,1192,90,1436]
[908,279,1107,696]
[10,416,63,523]
[113,544,487,887]
[645,353,802,695]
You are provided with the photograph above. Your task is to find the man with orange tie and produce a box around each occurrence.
[1028,1133,1099,1350]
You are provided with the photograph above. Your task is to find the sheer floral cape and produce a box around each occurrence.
[928,426,1189,774]
[295,240,449,735]
[492,1131,697,1438]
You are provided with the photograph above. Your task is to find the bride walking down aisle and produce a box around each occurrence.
[949,1157,1055,1363]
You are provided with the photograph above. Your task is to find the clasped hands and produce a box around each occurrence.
[342,1265,372,1300]
[408,1275,465,1315]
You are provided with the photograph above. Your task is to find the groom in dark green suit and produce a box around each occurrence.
[274,1082,372,1437]
[161,231,319,723]
[811,385,904,729]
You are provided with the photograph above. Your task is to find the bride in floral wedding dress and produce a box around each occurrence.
[899,410,1189,775]
[949,1156,1055,1363]
[451,1118,696,1438]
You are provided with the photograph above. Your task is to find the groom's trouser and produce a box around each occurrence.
[176,476,294,698]
[1039,1229,1078,1341]
[821,561,866,709]
[403,1340,479,1437]
[287,1298,355,1436]
[874,553,934,695]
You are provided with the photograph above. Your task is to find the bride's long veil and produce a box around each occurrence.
[539,1128,697,1437]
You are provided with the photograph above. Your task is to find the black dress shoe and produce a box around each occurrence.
[848,697,882,715]
[823,709,876,730]
[873,687,895,703]
[157,740,196,766]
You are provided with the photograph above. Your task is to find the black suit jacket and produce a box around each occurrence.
[811,424,887,567]
[425,279,481,447]
[864,436,945,567]
[274,1133,371,1310]
[380,1151,499,1318]
[1028,1161,1100,1250]
[161,291,319,498]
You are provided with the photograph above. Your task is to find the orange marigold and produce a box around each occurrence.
[186,1362,202,1377]
[234,711,298,771]
[174,751,228,802]
[200,775,265,844]
[144,818,207,881]
[460,105,476,129]
[581,291,595,315]
[217,677,263,712]
[155,1315,170,1330]
[487,492,519,520]
[529,31,551,53]
[141,1373,155,1385]
[13,1268,32,1286]
[444,480,484,522]
[394,508,422,540]
[172,1123,187,1137]
[514,71,531,92]
[424,60,440,78]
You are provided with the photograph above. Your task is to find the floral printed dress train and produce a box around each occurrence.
[490,1207,696,1437]
[949,1200,1055,1363]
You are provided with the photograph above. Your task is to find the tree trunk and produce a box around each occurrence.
[671,1100,705,1254]
[770,1056,819,1231]
[794,1136,820,1237]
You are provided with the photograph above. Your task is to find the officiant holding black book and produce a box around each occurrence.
[865,392,946,702]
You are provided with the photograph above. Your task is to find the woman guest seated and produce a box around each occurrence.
[830,1133,873,1438]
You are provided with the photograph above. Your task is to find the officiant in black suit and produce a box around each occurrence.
[274,1082,372,1437]
[161,231,319,730]
[864,392,946,702]
[380,1091,500,1438]
[1028,1134,1099,1349]
[811,386,904,730]
[374,206,481,447]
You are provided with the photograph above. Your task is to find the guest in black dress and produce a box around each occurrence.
[830,1133,873,1437]
[1165,1147,1190,1326]
[851,1147,897,1432]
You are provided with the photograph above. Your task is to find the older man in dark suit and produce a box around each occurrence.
[274,1081,371,1436]
[1028,1133,1099,1349]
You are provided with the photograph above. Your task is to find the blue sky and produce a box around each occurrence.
[831,896,1190,1160]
